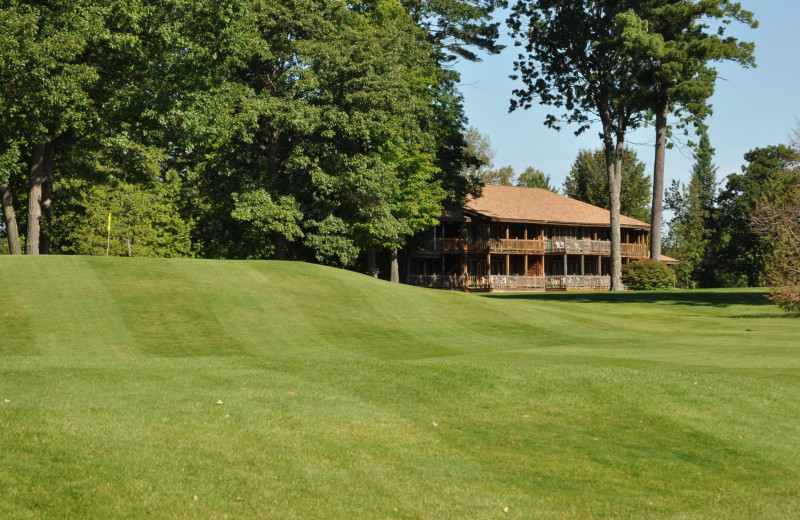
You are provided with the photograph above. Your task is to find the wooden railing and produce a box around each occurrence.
[407,274,490,290]
[621,243,649,257]
[438,237,647,257]
[551,239,609,253]
[407,274,611,291]
[489,275,610,290]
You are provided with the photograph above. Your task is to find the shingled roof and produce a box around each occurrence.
[464,185,651,229]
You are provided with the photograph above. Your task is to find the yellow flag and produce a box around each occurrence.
[107,212,112,232]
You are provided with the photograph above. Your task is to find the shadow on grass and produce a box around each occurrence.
[480,289,772,308]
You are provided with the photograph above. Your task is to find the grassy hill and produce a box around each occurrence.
[1,256,799,519]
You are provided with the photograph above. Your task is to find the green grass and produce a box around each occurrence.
[1,256,799,519]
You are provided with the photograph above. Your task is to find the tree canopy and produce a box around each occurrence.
[516,167,557,192]
[664,132,717,287]
[614,0,757,261]
[1,0,497,278]
[564,148,651,222]
[508,0,650,289]
[710,145,799,287]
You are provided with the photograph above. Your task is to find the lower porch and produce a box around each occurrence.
[406,274,611,292]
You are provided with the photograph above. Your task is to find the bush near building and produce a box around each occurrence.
[622,259,676,290]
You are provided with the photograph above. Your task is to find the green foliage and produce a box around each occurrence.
[751,166,800,314]
[664,132,717,288]
[53,174,192,258]
[507,1,654,290]
[710,145,799,287]
[617,1,757,131]
[460,126,495,179]
[622,259,677,290]
[231,190,304,259]
[478,165,514,186]
[174,0,450,267]
[516,166,556,192]
[1,0,477,269]
[507,1,645,135]
[401,0,506,63]
[564,148,652,221]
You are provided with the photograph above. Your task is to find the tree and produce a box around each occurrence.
[664,132,717,287]
[564,148,651,222]
[0,144,22,254]
[751,173,800,313]
[508,1,649,290]
[710,145,799,286]
[615,1,757,261]
[53,174,192,257]
[0,1,108,254]
[401,0,506,63]
[460,126,519,186]
[460,126,496,180]
[177,0,447,275]
[516,166,556,192]
[480,165,515,186]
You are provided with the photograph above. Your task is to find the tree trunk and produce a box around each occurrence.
[390,248,399,283]
[601,122,625,291]
[650,102,668,261]
[608,139,624,291]
[39,144,55,254]
[367,249,378,278]
[1,181,22,254]
[26,144,47,255]
[272,232,286,260]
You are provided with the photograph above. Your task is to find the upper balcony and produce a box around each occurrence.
[438,237,648,258]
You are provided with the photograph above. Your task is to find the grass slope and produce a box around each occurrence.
[1,256,799,519]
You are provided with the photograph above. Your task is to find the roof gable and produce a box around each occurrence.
[465,185,650,229]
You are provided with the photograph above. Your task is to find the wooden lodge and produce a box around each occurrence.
[406,184,667,291]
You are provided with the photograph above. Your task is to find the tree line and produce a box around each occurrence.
[0,0,504,278]
[665,127,800,309]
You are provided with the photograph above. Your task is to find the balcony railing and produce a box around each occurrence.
[437,238,648,257]
[407,274,611,291]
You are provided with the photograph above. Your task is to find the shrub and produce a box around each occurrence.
[622,259,677,290]
[766,287,800,315]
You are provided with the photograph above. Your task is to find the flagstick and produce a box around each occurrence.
[106,213,111,256]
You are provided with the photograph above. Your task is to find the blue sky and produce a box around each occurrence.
[454,0,800,191]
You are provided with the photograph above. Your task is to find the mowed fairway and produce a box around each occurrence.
[1,256,799,519]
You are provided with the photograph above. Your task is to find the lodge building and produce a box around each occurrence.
[406,184,671,291]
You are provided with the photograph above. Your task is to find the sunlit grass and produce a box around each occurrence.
[1,257,799,518]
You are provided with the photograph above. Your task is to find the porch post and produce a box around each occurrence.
[597,255,602,275]
[581,254,585,276]
[524,254,528,276]
[506,254,510,276]
[563,254,567,275]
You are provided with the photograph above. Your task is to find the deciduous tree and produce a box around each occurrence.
[516,166,556,192]
[508,0,649,290]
